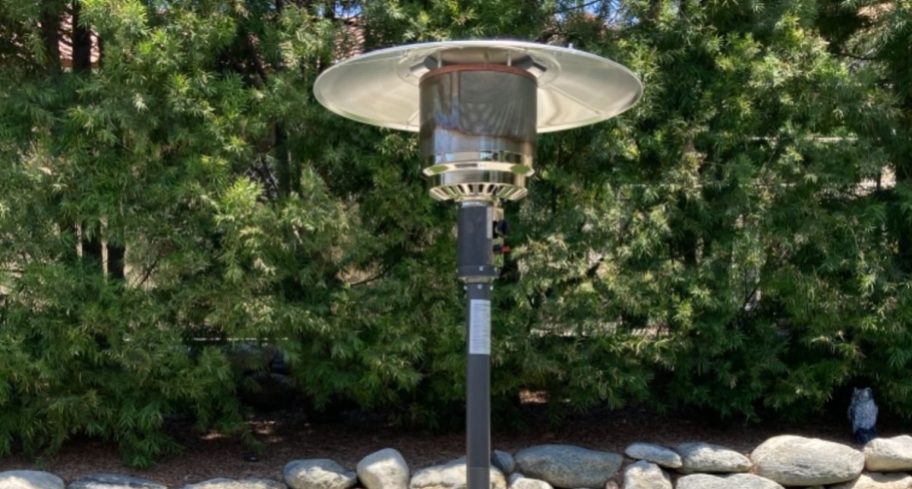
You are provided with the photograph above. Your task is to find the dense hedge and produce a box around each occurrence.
[0,0,910,467]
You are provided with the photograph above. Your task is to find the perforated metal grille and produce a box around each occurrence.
[429,183,528,202]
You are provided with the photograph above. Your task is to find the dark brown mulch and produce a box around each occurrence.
[0,407,907,487]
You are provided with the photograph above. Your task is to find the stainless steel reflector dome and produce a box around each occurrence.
[314,40,642,201]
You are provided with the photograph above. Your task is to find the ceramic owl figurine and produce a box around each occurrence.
[848,387,878,444]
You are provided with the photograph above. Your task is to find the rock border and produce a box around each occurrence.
[4,434,912,489]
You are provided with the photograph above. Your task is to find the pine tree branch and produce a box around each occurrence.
[347,264,392,287]
[135,253,162,289]
[555,0,603,15]
[839,50,875,61]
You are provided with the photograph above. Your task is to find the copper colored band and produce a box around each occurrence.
[420,63,537,83]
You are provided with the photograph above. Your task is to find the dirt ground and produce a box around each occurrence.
[1,407,908,487]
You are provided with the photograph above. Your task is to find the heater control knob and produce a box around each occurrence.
[493,219,509,238]
[493,218,509,256]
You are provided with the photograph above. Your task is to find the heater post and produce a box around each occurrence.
[314,39,643,489]
[457,201,497,489]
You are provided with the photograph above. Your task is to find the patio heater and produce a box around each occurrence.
[314,40,642,488]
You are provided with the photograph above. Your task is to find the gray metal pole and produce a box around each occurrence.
[457,201,497,489]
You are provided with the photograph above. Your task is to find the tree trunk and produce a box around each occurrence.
[275,122,295,197]
[897,105,911,273]
[40,1,61,75]
[71,0,92,72]
[100,218,126,281]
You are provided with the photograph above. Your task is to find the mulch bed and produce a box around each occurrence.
[0,407,906,487]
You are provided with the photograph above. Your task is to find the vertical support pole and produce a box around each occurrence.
[457,201,497,489]
[466,281,491,489]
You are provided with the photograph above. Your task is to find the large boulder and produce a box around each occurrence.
[751,435,864,486]
[514,444,622,488]
[676,474,783,489]
[181,479,285,489]
[0,471,65,489]
[357,448,409,489]
[283,460,357,489]
[69,474,167,489]
[624,443,682,469]
[674,442,751,473]
[409,459,506,489]
[865,436,912,471]
[507,476,552,489]
[492,451,516,475]
[830,472,912,489]
[622,461,671,489]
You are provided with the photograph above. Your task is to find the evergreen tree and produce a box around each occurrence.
[0,0,908,465]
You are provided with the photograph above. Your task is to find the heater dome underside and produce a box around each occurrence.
[313,40,643,134]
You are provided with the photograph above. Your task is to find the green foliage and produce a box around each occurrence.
[0,0,910,466]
